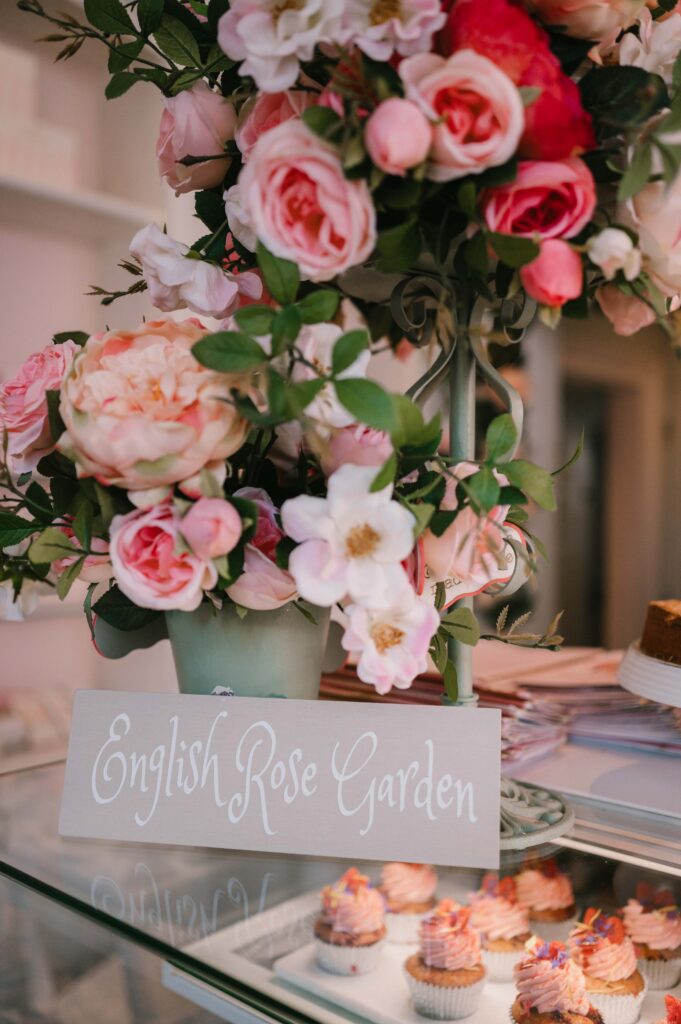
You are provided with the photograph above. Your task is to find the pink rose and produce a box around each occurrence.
[52,523,111,584]
[364,98,432,176]
[226,487,297,610]
[235,90,316,158]
[522,0,644,41]
[110,504,217,611]
[623,172,681,297]
[520,240,583,307]
[58,318,248,493]
[237,121,376,281]
[0,340,78,473]
[481,158,596,240]
[399,51,524,182]
[156,82,237,195]
[321,425,393,477]
[180,497,242,561]
[596,284,656,335]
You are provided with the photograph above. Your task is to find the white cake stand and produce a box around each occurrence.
[618,642,681,709]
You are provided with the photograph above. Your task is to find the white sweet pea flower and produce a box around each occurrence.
[341,0,446,62]
[225,183,258,253]
[218,0,345,92]
[293,323,371,432]
[129,224,261,318]
[588,228,641,281]
[281,463,416,608]
[619,9,681,85]
[341,589,440,694]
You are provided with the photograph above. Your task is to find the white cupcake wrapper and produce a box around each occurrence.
[529,915,578,943]
[481,946,524,983]
[637,955,681,990]
[586,976,647,1024]
[314,936,385,976]
[405,972,485,1020]
[385,911,425,945]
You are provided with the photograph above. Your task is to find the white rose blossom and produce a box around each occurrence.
[129,224,261,318]
[341,0,446,62]
[588,228,641,281]
[619,10,681,85]
[224,183,258,253]
[218,0,345,92]
[292,323,371,433]
[281,464,416,609]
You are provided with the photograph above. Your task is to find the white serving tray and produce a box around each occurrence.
[618,642,681,708]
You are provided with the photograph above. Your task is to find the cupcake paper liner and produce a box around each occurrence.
[530,915,578,943]
[314,936,385,976]
[586,976,647,1024]
[481,946,524,983]
[637,954,681,990]
[385,911,425,945]
[405,972,485,1020]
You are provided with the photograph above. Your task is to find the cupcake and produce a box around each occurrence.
[469,873,531,982]
[515,859,577,941]
[511,937,604,1024]
[380,862,438,944]
[405,901,486,1020]
[653,995,681,1024]
[314,868,386,975]
[568,909,646,1024]
[622,884,681,990]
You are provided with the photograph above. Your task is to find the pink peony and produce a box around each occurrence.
[110,504,217,611]
[226,487,297,610]
[156,82,236,195]
[235,90,316,158]
[596,285,656,335]
[399,51,524,182]
[236,120,376,281]
[321,425,393,477]
[180,497,242,561]
[364,98,432,177]
[520,240,583,307]
[481,158,596,240]
[0,340,79,473]
[522,0,644,41]
[58,318,249,493]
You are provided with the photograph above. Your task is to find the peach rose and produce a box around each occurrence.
[481,158,596,239]
[226,487,297,610]
[110,504,216,611]
[0,340,79,473]
[180,497,242,561]
[58,318,248,493]
[520,240,583,307]
[235,90,316,158]
[156,82,236,195]
[364,98,432,176]
[321,425,393,477]
[624,171,681,297]
[399,50,524,182]
[522,0,644,40]
[596,285,656,335]
[237,120,376,281]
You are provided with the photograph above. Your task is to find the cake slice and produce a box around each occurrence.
[640,600,681,665]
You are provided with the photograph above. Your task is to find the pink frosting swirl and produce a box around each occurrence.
[470,893,530,941]
[515,938,589,1015]
[623,900,681,951]
[420,905,481,971]
[568,911,637,982]
[516,868,574,912]
[381,863,437,905]
[321,869,385,936]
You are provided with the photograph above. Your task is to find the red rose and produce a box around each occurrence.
[437,0,595,160]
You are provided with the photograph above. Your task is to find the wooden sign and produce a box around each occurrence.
[60,691,502,868]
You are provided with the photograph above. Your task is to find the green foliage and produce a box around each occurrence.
[485,414,518,462]
[369,453,397,493]
[28,527,75,565]
[84,0,134,35]
[331,330,369,375]
[376,219,421,272]
[335,378,396,432]
[463,466,500,513]
[92,585,161,631]
[504,460,556,511]
[440,606,480,646]
[154,15,202,66]
[488,233,540,268]
[192,331,267,372]
[233,305,275,336]
[302,106,342,138]
[257,244,300,305]
[297,290,339,324]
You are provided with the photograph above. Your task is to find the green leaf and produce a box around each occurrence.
[195,188,227,231]
[72,500,93,551]
[553,430,584,477]
[192,331,267,373]
[95,482,117,531]
[429,631,448,674]
[56,556,85,600]
[335,378,396,432]
[443,661,458,702]
[296,290,339,324]
[488,233,540,268]
[84,0,135,35]
[105,72,138,99]
[580,65,668,137]
[28,527,75,565]
[257,243,299,305]
[44,389,64,445]
[270,306,302,355]
[92,585,161,631]
[428,509,458,537]
[376,219,420,273]
[275,535,295,570]
[233,304,275,336]
[331,329,369,376]
[52,330,88,347]
[486,413,518,463]
[441,606,480,646]
[0,512,38,548]
[504,460,556,511]
[457,180,477,218]
[405,500,435,537]
[464,467,500,512]
[380,177,423,211]
[107,39,144,72]
[302,106,342,138]
[154,15,202,66]
[369,453,397,493]
[137,0,164,35]
[618,142,652,201]
[287,378,326,416]
[673,50,681,93]
[267,369,286,417]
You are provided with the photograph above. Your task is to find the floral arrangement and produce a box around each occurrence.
[5,0,681,696]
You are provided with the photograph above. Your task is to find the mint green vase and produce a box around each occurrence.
[165,602,331,698]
